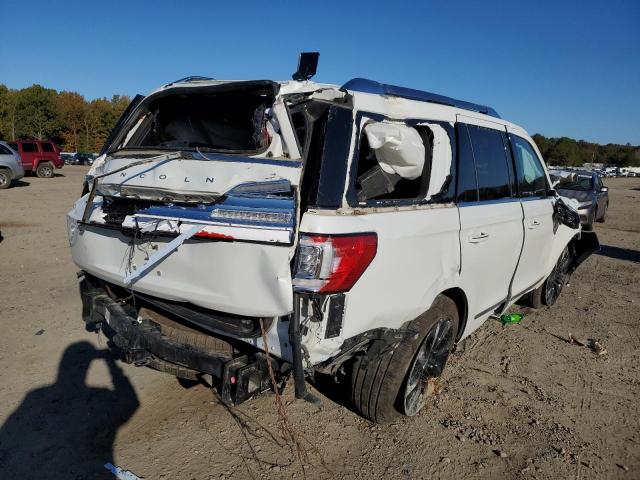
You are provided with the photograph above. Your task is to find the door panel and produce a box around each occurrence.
[507,131,555,294]
[459,201,524,331]
[511,198,554,296]
[21,143,37,169]
[455,118,523,331]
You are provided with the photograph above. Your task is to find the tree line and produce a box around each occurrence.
[0,84,130,153]
[532,134,639,167]
[0,83,638,165]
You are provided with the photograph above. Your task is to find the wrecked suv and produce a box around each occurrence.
[68,63,598,423]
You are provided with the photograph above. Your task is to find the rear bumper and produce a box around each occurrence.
[79,273,281,405]
[13,165,24,180]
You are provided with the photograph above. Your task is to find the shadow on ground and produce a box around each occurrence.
[596,244,640,263]
[0,341,139,479]
[8,180,30,188]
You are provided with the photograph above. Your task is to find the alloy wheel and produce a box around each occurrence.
[403,318,454,416]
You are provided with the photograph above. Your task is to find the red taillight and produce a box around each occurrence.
[293,233,377,294]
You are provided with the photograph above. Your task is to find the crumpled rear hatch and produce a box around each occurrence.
[69,81,305,318]
[70,154,300,318]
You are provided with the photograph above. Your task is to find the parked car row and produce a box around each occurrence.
[0,140,100,188]
[0,140,65,188]
[62,152,98,165]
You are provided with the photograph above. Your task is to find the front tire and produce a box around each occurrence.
[350,296,459,423]
[597,202,608,223]
[0,168,12,189]
[36,162,54,178]
[542,246,571,306]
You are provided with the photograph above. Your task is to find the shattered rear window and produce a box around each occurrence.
[122,88,275,154]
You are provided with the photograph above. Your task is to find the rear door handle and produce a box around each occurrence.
[468,232,489,243]
[527,220,541,229]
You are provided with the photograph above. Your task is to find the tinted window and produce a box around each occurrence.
[41,142,54,152]
[467,125,512,201]
[456,123,478,202]
[22,143,38,153]
[510,135,548,197]
[0,144,12,155]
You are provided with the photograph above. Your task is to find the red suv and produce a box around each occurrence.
[8,140,63,178]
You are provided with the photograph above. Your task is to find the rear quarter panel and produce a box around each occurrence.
[300,205,461,342]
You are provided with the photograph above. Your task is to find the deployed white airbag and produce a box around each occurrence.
[364,123,425,180]
[420,123,453,200]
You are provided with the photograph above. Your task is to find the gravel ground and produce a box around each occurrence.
[0,167,638,479]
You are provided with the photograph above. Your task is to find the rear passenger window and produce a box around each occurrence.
[456,123,478,202]
[22,143,38,153]
[467,125,513,201]
[0,145,12,155]
[510,135,548,197]
[41,142,54,152]
[352,120,453,204]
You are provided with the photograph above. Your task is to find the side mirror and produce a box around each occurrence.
[600,186,608,192]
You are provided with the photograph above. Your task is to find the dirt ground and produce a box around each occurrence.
[0,167,638,480]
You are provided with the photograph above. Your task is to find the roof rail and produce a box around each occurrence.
[341,78,500,118]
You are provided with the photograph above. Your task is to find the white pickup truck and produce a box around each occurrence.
[68,58,598,423]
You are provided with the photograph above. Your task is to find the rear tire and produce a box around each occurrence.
[349,295,459,423]
[0,168,12,189]
[36,162,54,178]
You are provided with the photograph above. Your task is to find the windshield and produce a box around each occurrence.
[119,86,275,154]
[558,175,593,191]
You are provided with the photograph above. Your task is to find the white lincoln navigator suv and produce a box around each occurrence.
[68,62,598,423]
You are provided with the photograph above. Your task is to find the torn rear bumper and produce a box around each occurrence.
[79,273,283,405]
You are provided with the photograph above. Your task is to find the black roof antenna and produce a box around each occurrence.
[292,52,320,81]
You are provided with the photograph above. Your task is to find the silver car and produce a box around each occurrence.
[554,171,608,230]
[0,141,25,189]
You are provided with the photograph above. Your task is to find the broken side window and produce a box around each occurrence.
[354,120,453,204]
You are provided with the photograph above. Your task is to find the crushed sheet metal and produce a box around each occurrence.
[364,122,425,180]
[98,156,301,199]
[124,224,201,285]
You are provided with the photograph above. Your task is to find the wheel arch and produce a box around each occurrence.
[441,287,468,342]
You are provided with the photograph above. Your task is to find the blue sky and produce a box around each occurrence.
[0,0,638,145]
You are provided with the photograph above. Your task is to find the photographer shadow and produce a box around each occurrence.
[0,341,139,479]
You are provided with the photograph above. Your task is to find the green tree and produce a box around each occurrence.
[0,85,18,141]
[56,91,86,151]
[622,148,640,167]
[14,85,58,139]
